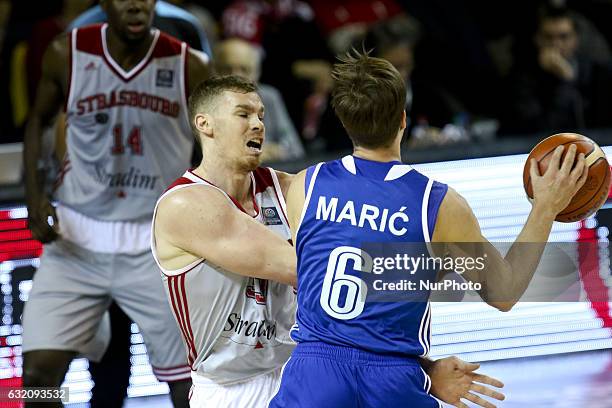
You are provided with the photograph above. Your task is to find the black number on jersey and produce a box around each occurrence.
[111,124,143,155]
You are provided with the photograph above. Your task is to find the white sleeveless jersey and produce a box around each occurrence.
[151,168,296,384]
[57,23,193,221]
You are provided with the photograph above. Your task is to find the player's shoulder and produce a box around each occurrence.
[286,169,306,195]
[42,33,70,76]
[157,178,233,219]
[252,167,279,193]
[153,30,186,57]
[69,23,104,55]
[47,31,70,55]
[273,168,295,184]
[266,168,296,198]
[436,186,473,223]
[440,185,464,203]
[256,167,297,191]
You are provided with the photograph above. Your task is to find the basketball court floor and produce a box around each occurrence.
[63,348,612,407]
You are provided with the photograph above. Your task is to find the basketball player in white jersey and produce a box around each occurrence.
[152,75,506,408]
[23,0,210,406]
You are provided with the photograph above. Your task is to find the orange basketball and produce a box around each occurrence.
[523,133,611,223]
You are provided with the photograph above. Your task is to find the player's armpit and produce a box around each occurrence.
[187,48,212,94]
[285,170,307,244]
[155,186,297,286]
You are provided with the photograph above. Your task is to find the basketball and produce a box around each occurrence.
[523,133,611,223]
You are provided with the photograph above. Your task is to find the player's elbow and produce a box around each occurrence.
[485,262,516,312]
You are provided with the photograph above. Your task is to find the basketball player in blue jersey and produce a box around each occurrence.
[23,0,210,406]
[154,75,506,408]
[269,50,588,407]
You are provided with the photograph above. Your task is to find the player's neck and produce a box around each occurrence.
[105,26,154,72]
[193,162,253,206]
[352,145,402,163]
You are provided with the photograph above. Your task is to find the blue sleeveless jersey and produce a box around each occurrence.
[291,155,448,356]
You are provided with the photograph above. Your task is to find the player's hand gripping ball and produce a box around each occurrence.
[523,133,611,222]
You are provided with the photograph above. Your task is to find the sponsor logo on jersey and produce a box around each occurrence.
[94,166,160,191]
[95,113,109,124]
[85,61,96,71]
[156,69,174,87]
[223,313,277,343]
[245,278,268,305]
[262,207,282,225]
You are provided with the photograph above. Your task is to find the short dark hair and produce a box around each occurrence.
[331,48,406,148]
[537,4,578,32]
[188,75,258,147]
[362,17,421,58]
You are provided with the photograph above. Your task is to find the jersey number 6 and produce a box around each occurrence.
[320,246,373,320]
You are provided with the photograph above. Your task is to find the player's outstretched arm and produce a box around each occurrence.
[23,35,67,243]
[422,356,505,408]
[433,145,588,311]
[154,186,297,286]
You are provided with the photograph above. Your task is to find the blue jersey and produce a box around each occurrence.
[291,155,448,357]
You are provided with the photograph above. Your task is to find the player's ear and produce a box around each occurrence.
[194,113,214,138]
[400,110,407,132]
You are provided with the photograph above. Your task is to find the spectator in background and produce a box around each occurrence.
[317,16,469,152]
[222,0,332,140]
[506,4,612,133]
[308,0,404,54]
[169,0,219,49]
[215,38,305,161]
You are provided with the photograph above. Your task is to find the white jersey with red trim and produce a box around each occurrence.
[57,23,193,222]
[151,167,296,385]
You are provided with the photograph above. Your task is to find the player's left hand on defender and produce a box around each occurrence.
[429,356,505,408]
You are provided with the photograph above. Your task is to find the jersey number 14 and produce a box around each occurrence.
[111,124,143,155]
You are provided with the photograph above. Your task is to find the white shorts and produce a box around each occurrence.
[189,368,282,408]
[21,239,190,382]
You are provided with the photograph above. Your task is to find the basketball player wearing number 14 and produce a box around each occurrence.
[270,50,588,407]
[23,0,210,406]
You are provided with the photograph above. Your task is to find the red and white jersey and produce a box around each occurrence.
[151,168,296,385]
[57,23,193,222]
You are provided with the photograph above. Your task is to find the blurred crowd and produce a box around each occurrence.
[2,0,612,161]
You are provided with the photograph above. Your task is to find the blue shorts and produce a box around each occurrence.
[269,342,441,408]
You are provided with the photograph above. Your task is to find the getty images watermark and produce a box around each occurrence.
[341,241,612,303]
[370,252,485,292]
